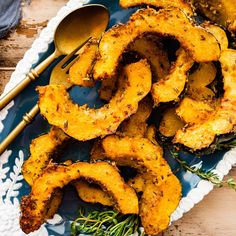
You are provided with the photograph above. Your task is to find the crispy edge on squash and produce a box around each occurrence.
[20,162,138,234]
[68,39,98,87]
[174,49,236,150]
[159,108,185,137]
[101,135,181,235]
[152,48,194,105]
[75,180,113,206]
[38,59,152,141]
[192,0,236,32]
[119,0,194,16]
[93,7,220,80]
[22,127,69,186]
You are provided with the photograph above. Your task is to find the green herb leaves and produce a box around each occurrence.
[171,149,236,191]
[71,208,141,236]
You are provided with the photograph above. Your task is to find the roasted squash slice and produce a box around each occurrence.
[101,135,171,182]
[202,23,229,50]
[159,108,185,138]
[22,127,69,186]
[75,181,113,206]
[130,37,170,81]
[101,135,181,235]
[174,49,236,150]
[140,174,181,235]
[187,62,217,101]
[145,125,159,147]
[152,48,194,105]
[20,162,138,234]
[68,39,98,87]
[38,60,152,141]
[128,173,146,193]
[192,0,236,33]
[119,0,194,16]
[99,37,170,101]
[119,97,153,137]
[176,97,215,124]
[93,7,220,80]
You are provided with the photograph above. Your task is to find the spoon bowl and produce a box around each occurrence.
[55,4,109,55]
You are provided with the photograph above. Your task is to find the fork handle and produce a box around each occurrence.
[0,104,39,155]
[0,50,59,110]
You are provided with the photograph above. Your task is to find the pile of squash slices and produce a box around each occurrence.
[20,0,236,235]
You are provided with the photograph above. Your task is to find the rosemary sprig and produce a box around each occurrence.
[71,208,141,236]
[171,149,236,191]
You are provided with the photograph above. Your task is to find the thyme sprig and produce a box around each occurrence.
[215,139,236,151]
[171,150,236,191]
[71,208,141,236]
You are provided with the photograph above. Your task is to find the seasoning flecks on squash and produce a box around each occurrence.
[93,7,220,80]
[174,49,236,150]
[38,60,152,141]
[152,48,194,105]
[20,162,138,234]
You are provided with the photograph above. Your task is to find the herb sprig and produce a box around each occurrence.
[171,149,236,191]
[71,208,141,236]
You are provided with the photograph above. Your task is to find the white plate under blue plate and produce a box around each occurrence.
[1,0,236,235]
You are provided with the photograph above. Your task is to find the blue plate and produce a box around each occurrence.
[0,0,235,235]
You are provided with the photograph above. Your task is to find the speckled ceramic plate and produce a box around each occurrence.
[1,0,236,235]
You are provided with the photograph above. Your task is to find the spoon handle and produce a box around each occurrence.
[0,104,39,156]
[0,50,59,110]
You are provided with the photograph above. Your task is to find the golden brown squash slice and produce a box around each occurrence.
[101,135,181,235]
[176,97,216,124]
[101,135,171,182]
[202,23,228,50]
[144,125,159,147]
[152,48,194,105]
[174,49,236,150]
[119,97,153,137]
[159,108,185,138]
[140,174,181,235]
[75,181,113,206]
[187,62,217,101]
[22,127,69,186]
[120,0,194,16]
[93,7,220,80]
[20,162,138,234]
[130,37,170,81]
[38,60,152,141]
[99,37,170,101]
[192,0,236,33]
[68,39,98,87]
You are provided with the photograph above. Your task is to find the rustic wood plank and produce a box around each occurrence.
[164,167,236,236]
[0,0,67,67]
[0,70,14,94]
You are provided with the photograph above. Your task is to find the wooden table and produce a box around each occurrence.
[0,1,235,235]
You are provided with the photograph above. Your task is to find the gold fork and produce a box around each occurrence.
[0,37,91,155]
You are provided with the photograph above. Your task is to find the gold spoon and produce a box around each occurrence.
[0,4,109,110]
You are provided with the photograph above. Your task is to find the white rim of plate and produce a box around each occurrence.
[0,0,236,226]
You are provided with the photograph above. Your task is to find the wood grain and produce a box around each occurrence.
[0,1,236,235]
